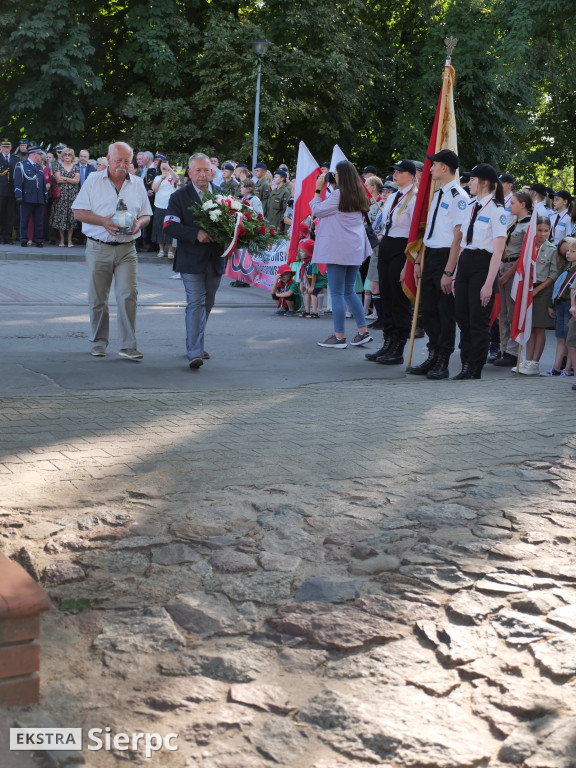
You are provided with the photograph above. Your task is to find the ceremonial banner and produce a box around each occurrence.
[288,142,321,263]
[510,206,538,345]
[403,59,458,303]
[330,144,348,170]
[225,240,289,291]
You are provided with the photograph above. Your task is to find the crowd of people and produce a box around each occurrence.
[1,136,575,380]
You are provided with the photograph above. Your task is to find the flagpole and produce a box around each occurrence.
[406,39,456,369]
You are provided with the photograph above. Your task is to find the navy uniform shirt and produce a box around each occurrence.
[423,179,469,249]
[460,194,507,253]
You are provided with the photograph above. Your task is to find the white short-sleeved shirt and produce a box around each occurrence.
[72,170,152,243]
[382,184,416,238]
[153,176,177,209]
[550,210,571,245]
[460,194,508,252]
[423,179,469,249]
[503,191,515,229]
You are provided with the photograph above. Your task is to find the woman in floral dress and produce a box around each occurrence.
[50,148,80,247]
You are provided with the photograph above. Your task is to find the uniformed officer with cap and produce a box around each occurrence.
[550,190,572,245]
[16,139,30,162]
[410,160,424,185]
[499,173,515,228]
[267,169,291,231]
[0,139,18,243]
[253,162,271,218]
[366,159,417,365]
[407,149,469,379]
[219,162,241,197]
[14,144,47,247]
[529,183,552,217]
[452,163,507,379]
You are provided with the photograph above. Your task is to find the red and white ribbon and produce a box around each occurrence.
[222,211,244,258]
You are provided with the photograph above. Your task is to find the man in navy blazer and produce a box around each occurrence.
[164,152,225,369]
[77,149,96,187]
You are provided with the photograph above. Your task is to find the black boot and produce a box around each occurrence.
[451,362,472,380]
[427,350,451,380]
[407,347,437,375]
[377,336,407,365]
[471,362,484,379]
[365,335,391,361]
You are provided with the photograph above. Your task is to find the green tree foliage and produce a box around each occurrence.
[0,0,575,184]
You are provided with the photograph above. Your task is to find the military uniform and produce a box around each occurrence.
[14,149,47,246]
[0,141,18,243]
[219,177,241,198]
[266,182,291,232]
[255,177,271,218]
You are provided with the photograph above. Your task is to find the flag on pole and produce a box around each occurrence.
[288,141,321,263]
[330,144,348,170]
[402,60,458,303]
[510,205,538,345]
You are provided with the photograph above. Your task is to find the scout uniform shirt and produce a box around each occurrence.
[266,182,291,232]
[460,195,507,252]
[423,179,469,249]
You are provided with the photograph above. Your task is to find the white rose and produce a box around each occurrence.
[230,200,242,211]
[209,210,222,221]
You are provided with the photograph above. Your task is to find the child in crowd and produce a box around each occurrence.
[517,217,558,374]
[298,239,327,318]
[543,236,576,376]
[271,264,301,315]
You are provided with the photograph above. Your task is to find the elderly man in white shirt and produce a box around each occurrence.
[72,141,152,360]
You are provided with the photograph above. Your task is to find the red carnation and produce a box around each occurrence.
[258,213,264,220]
[244,212,252,221]
[238,226,247,236]
[258,225,266,234]
[224,199,231,207]
[269,227,275,235]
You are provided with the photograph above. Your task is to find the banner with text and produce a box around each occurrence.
[225,240,289,291]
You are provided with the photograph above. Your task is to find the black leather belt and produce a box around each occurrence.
[88,236,127,247]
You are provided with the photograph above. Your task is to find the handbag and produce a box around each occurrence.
[52,185,61,199]
[364,213,379,249]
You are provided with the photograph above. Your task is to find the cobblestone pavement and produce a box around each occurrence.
[1,259,576,767]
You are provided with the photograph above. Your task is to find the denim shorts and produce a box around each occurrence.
[555,300,571,340]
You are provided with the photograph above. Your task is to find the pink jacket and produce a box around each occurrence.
[310,189,372,266]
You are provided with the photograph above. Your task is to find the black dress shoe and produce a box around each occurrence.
[21,242,28,247]
[189,357,203,369]
[492,352,516,367]
[35,242,43,248]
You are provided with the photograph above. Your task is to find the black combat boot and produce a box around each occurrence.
[426,350,451,380]
[377,336,407,365]
[450,362,472,380]
[365,335,391,361]
[407,347,437,375]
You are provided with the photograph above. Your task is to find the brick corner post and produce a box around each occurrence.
[0,553,51,707]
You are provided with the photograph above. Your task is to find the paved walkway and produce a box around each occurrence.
[1,257,575,768]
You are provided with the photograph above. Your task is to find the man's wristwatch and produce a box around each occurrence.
[443,269,454,277]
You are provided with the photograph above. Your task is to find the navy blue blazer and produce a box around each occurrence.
[165,183,226,275]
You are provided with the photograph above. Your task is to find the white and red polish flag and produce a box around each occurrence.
[288,141,321,263]
[510,204,538,345]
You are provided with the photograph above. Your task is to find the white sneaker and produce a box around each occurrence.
[519,360,539,376]
[170,272,182,279]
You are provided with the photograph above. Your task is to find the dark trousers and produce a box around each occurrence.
[0,195,15,240]
[421,247,456,353]
[454,249,494,364]
[378,236,411,338]
[20,203,44,244]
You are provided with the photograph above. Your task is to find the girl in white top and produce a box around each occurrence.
[151,161,179,257]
